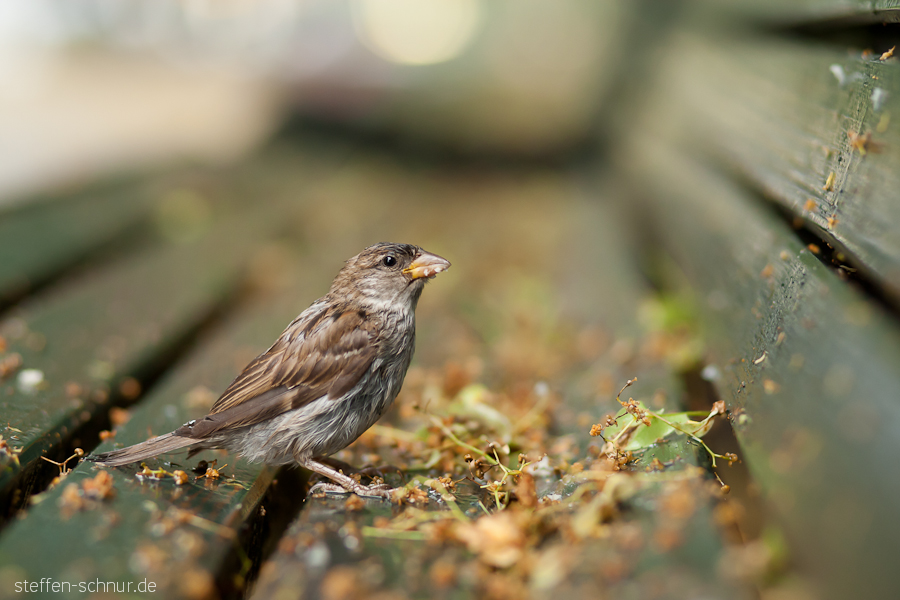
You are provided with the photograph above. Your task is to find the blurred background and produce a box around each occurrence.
[0,0,636,205]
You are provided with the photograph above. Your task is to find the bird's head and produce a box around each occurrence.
[331,243,451,311]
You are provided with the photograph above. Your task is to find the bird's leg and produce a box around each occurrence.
[301,458,397,500]
[315,456,360,474]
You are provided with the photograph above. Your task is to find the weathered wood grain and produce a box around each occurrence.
[620,135,900,600]
[0,284,321,599]
[636,31,900,303]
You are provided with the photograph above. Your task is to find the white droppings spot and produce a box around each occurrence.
[872,87,889,112]
[830,64,846,86]
[534,381,550,397]
[17,368,44,393]
[701,364,721,382]
[305,542,330,568]
[342,534,360,551]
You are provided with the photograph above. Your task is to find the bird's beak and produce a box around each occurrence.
[403,251,451,280]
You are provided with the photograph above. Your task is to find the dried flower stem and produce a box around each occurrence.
[430,416,498,466]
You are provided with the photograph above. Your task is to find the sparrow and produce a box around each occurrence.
[88,242,450,499]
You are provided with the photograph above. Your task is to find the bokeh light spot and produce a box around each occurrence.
[352,0,482,66]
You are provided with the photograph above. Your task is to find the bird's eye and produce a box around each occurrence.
[382,255,397,267]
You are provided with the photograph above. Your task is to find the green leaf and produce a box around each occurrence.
[602,402,714,451]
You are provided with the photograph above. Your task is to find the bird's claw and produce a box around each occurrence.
[354,484,396,499]
[308,482,349,496]
[308,480,397,500]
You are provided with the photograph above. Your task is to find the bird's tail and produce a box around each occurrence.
[86,433,199,467]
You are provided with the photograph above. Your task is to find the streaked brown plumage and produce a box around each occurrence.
[88,243,450,499]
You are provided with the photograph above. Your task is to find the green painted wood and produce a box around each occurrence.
[532,458,748,600]
[638,31,900,302]
[0,199,288,517]
[0,181,154,307]
[0,283,322,599]
[620,136,900,600]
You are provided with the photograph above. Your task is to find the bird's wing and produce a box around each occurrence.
[176,305,376,439]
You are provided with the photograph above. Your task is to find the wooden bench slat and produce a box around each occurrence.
[0,181,154,307]
[0,281,323,598]
[0,200,288,516]
[636,32,900,302]
[621,135,900,600]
